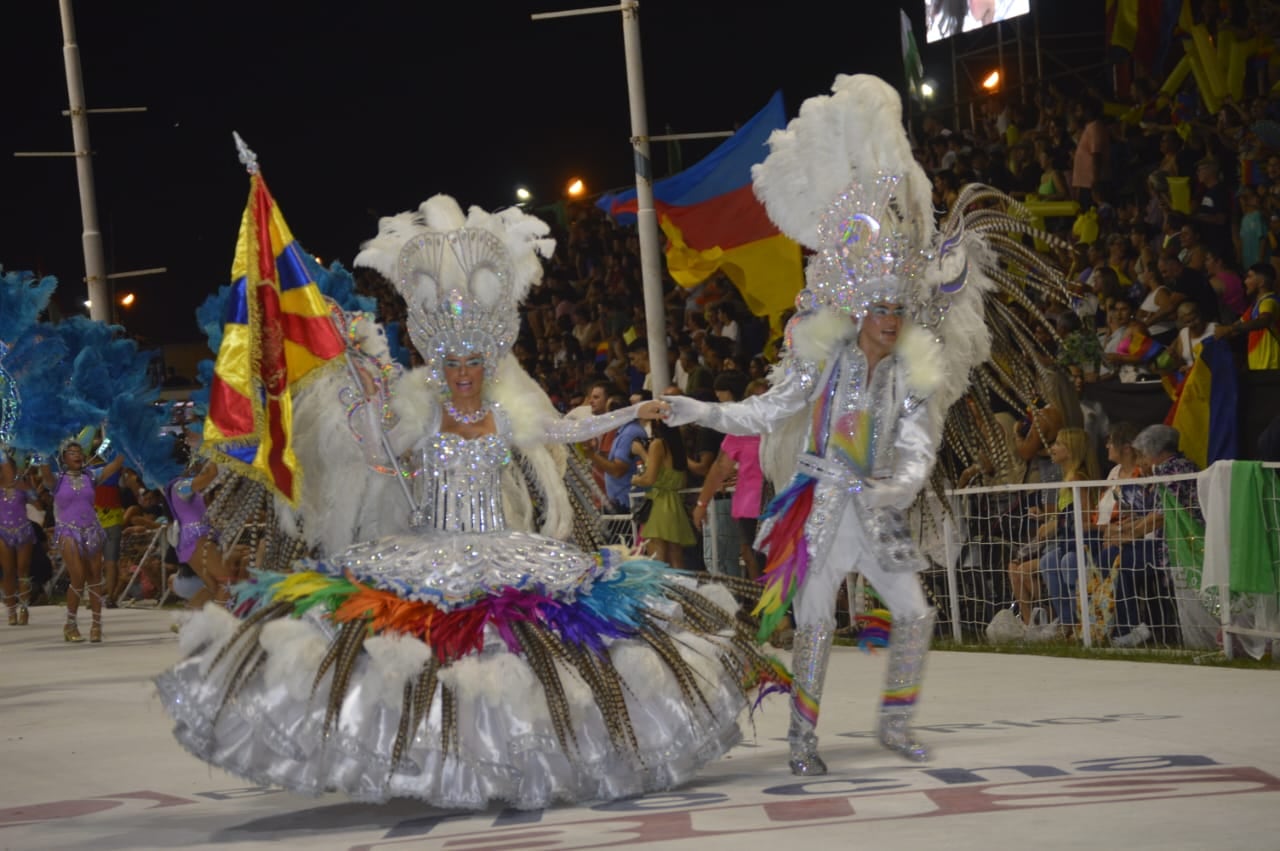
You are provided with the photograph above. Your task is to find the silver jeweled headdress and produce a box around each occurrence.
[799,173,922,315]
[394,227,516,381]
[354,196,554,385]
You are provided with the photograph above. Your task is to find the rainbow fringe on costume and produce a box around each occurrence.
[752,474,817,642]
[229,558,793,707]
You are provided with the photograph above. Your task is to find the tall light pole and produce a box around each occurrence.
[14,2,163,324]
[532,1,670,391]
[58,0,108,322]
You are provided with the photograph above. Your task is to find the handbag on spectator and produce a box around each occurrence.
[632,497,654,526]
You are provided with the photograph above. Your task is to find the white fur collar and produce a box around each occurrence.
[787,308,943,398]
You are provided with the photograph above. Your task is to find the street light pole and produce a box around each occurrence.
[619,1,669,392]
[532,1,670,392]
[58,0,109,323]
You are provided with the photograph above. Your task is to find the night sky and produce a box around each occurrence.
[1,1,1100,346]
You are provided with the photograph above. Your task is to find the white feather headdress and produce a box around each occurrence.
[752,74,1070,486]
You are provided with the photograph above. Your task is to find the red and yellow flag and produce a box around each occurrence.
[203,172,346,504]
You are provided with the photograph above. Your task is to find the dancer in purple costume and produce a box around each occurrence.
[165,458,227,603]
[0,450,36,626]
[39,442,123,642]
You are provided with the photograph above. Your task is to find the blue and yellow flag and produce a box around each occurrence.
[597,91,803,324]
[203,172,346,505]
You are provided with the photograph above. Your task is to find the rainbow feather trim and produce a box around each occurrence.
[749,656,794,712]
[855,608,892,652]
[752,474,816,642]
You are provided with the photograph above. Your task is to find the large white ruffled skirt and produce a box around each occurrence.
[156,529,774,810]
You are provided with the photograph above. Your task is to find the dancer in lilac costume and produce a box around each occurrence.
[166,458,228,603]
[40,442,123,642]
[0,450,36,626]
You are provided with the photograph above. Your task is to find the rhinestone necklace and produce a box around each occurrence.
[444,400,492,425]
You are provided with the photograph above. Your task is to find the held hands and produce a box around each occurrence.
[658,395,707,428]
[637,400,668,421]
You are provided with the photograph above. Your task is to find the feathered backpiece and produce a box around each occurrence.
[0,270,82,456]
[0,269,57,449]
[353,195,554,384]
[752,74,1069,487]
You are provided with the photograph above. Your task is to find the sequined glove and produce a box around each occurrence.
[661,395,710,428]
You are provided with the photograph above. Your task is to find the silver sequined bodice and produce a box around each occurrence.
[413,432,512,533]
[328,403,646,610]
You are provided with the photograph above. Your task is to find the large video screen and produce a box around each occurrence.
[925,0,1031,44]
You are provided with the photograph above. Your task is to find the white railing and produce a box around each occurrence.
[936,461,1280,658]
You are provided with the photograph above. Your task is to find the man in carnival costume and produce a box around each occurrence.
[662,74,1069,775]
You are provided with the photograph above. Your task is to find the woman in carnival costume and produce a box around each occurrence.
[156,195,787,810]
[39,440,123,642]
[0,447,36,626]
[662,75,1069,776]
[166,424,232,605]
[0,268,185,638]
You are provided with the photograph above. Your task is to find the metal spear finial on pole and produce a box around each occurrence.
[233,131,259,174]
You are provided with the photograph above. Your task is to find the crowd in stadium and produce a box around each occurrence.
[8,12,1280,656]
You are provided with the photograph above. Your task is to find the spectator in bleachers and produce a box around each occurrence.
[1156,251,1221,330]
[699,335,732,375]
[676,344,713,396]
[1176,219,1208,271]
[1102,297,1163,383]
[1237,189,1266,271]
[1159,301,1219,391]
[1204,248,1248,322]
[1071,96,1110,211]
[1108,424,1202,647]
[1015,368,1083,483]
[1032,426,1102,637]
[1029,142,1070,204]
[1106,232,1136,291]
[625,338,651,395]
[1193,157,1233,262]
[1216,262,1280,370]
[1136,261,1178,345]
[1006,141,1040,199]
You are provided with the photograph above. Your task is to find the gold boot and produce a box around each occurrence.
[6,607,15,627]
[64,621,84,643]
[89,620,102,643]
[16,606,28,626]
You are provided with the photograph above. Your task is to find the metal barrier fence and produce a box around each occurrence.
[934,461,1280,659]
